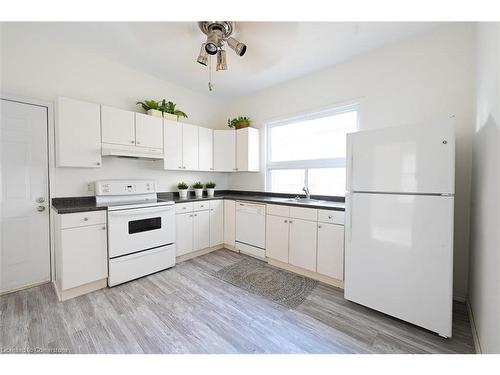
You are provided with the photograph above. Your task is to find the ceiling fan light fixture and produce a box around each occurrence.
[216,49,227,71]
[226,36,247,56]
[205,31,221,55]
[197,43,208,66]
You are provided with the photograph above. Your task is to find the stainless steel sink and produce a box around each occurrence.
[284,198,325,204]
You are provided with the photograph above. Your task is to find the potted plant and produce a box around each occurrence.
[192,181,204,199]
[177,182,189,199]
[205,182,216,197]
[227,116,251,130]
[136,100,162,118]
[158,99,188,121]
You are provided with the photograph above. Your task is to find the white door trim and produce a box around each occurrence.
[0,92,56,285]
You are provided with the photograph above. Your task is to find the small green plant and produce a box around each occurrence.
[136,100,160,111]
[205,182,216,189]
[192,181,204,189]
[159,99,188,119]
[177,182,188,190]
[227,116,251,129]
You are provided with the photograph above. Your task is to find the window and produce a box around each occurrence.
[266,106,358,196]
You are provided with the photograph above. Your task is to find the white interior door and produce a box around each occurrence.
[1,99,50,293]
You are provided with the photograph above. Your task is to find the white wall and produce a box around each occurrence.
[225,23,476,299]
[468,23,500,354]
[0,23,229,196]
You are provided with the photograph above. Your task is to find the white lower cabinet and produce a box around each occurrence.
[317,223,344,280]
[175,205,211,257]
[54,210,108,300]
[175,212,194,256]
[265,214,289,263]
[288,218,317,272]
[265,204,345,282]
[209,200,224,247]
[193,210,210,250]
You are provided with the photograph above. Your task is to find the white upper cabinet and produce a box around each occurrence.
[198,127,214,171]
[214,130,236,172]
[163,119,183,170]
[182,123,199,170]
[101,105,135,146]
[236,127,259,172]
[135,113,163,149]
[55,97,102,168]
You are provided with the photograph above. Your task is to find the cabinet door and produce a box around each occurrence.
[214,130,236,172]
[101,105,136,146]
[209,200,224,247]
[265,215,289,263]
[56,97,102,168]
[198,127,214,171]
[176,213,193,256]
[236,127,259,172]
[182,123,199,170]
[223,200,236,246]
[289,218,317,272]
[61,224,107,290]
[135,113,163,150]
[317,223,344,280]
[163,119,183,170]
[194,210,210,251]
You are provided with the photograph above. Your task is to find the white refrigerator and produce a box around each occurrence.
[344,121,455,338]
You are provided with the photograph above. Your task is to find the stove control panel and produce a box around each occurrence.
[95,180,156,196]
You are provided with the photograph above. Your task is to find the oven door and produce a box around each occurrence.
[107,205,175,258]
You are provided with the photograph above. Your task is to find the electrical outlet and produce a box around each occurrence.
[87,183,95,193]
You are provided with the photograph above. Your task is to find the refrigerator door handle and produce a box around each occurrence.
[346,141,354,192]
[346,193,352,243]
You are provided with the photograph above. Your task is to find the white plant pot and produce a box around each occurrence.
[146,109,163,118]
[194,189,203,199]
[163,113,178,121]
[178,189,188,199]
[207,188,215,197]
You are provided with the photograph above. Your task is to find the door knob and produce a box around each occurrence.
[36,206,46,212]
[36,197,45,203]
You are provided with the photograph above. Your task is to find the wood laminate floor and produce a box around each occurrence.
[0,249,475,354]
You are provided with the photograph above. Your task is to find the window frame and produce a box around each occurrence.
[265,103,359,194]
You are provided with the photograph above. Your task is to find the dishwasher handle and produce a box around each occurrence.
[236,202,266,215]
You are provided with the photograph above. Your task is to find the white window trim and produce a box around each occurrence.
[265,103,359,193]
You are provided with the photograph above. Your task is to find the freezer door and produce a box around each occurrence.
[346,122,455,194]
[344,192,454,337]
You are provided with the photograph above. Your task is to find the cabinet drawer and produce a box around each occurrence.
[60,211,106,229]
[318,209,345,225]
[266,204,290,217]
[194,201,209,211]
[175,202,194,214]
[289,206,317,221]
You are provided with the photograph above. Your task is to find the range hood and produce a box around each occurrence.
[101,143,164,160]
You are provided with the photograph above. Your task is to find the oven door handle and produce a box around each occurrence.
[108,206,173,217]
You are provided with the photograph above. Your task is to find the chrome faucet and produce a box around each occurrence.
[302,186,310,199]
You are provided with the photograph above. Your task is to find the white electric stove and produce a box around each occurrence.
[95,180,176,286]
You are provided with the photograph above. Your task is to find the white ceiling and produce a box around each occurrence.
[20,22,439,98]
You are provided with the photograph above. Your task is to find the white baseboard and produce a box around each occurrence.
[0,279,51,296]
[176,244,224,263]
[53,278,107,301]
[466,300,482,354]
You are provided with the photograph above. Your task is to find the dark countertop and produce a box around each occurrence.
[52,190,345,214]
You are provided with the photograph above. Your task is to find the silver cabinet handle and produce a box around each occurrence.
[83,217,89,221]
[36,206,46,212]
[96,162,101,166]
[102,226,106,230]
[328,215,332,219]
[136,141,141,145]
[182,207,186,210]
[178,166,182,169]
[318,224,322,228]
[289,220,293,223]
[131,140,135,144]
[284,219,288,223]
[36,197,45,203]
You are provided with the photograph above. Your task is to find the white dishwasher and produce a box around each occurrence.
[235,201,266,259]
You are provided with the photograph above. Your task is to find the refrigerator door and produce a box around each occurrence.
[344,192,454,337]
[346,122,455,194]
